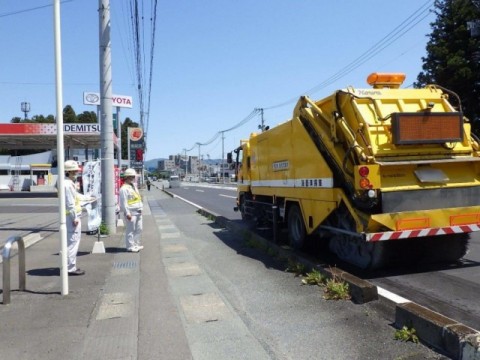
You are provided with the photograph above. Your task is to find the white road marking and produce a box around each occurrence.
[377,286,410,304]
[195,189,204,192]
[219,194,236,199]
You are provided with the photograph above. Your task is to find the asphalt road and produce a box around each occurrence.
[150,187,447,359]
[166,182,480,332]
[0,186,449,359]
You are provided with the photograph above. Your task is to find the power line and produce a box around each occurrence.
[220,109,260,133]
[127,0,158,148]
[263,0,434,110]
[0,0,74,18]
[185,1,434,156]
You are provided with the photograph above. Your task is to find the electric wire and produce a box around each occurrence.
[187,0,435,153]
[112,1,136,87]
[0,0,74,18]
[262,0,434,110]
[220,109,260,133]
[127,0,158,151]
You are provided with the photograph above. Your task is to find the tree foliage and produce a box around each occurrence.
[63,105,77,123]
[416,0,480,127]
[77,111,97,123]
[9,105,93,124]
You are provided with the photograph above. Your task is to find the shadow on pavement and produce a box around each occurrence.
[105,246,127,253]
[27,267,60,276]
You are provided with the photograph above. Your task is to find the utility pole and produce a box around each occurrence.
[255,108,265,131]
[221,131,225,184]
[99,0,116,234]
[183,148,188,178]
[197,143,201,180]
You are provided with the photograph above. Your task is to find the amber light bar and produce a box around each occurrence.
[391,112,463,145]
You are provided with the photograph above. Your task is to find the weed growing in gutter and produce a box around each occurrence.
[301,269,325,286]
[394,326,419,343]
[300,267,351,301]
[323,276,350,300]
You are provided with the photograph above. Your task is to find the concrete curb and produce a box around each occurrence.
[164,189,480,360]
[395,302,480,360]
[205,211,378,304]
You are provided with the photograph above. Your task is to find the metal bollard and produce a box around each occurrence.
[2,236,26,305]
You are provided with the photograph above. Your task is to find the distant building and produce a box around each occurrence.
[158,159,176,172]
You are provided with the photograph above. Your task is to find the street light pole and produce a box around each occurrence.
[53,0,69,295]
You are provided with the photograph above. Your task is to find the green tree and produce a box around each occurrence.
[77,111,97,123]
[416,0,480,127]
[30,114,55,123]
[10,117,22,123]
[63,105,77,123]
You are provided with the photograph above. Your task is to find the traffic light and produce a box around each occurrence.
[135,148,143,161]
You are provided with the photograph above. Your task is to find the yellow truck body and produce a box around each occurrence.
[233,73,480,268]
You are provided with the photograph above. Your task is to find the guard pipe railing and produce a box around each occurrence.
[2,236,26,305]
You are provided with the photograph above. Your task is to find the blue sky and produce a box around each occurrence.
[0,1,436,161]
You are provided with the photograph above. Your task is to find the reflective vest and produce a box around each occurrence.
[122,184,142,206]
[66,193,82,215]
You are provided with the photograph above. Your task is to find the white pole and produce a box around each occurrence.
[127,128,131,167]
[116,106,121,168]
[53,0,68,295]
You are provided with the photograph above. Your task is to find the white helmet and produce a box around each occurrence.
[124,168,137,177]
[65,160,80,172]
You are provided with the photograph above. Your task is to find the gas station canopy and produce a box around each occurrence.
[0,123,115,150]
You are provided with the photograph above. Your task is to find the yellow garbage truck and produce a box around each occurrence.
[231,73,480,268]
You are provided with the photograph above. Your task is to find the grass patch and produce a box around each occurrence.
[99,222,109,235]
[301,269,325,286]
[394,326,419,343]
[323,277,350,300]
[285,258,306,277]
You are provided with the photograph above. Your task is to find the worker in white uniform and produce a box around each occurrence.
[119,168,144,252]
[64,160,91,275]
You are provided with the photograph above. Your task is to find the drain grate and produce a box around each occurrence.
[113,260,138,269]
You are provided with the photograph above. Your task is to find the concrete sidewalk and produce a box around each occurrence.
[0,191,192,360]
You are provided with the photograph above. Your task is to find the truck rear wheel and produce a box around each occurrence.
[326,205,385,269]
[288,204,306,249]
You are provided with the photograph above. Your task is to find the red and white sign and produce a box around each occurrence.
[128,127,143,141]
[0,123,100,135]
[83,92,133,109]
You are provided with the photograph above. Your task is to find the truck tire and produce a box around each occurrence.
[288,204,305,249]
[239,194,251,220]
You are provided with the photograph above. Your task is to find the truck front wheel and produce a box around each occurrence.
[238,194,251,220]
[288,204,305,249]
